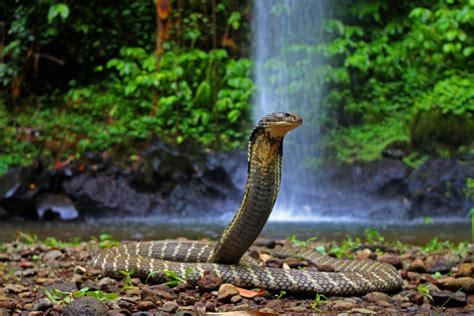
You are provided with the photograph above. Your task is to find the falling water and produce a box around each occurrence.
[253,0,329,220]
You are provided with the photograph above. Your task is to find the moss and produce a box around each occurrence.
[411,110,474,155]
[466,177,474,201]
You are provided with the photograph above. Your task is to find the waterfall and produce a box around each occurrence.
[252,0,328,220]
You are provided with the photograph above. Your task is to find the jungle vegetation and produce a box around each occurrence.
[1,0,474,175]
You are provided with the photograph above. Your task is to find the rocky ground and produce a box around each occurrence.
[0,234,473,315]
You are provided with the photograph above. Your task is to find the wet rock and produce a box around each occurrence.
[32,298,53,311]
[427,257,451,274]
[63,296,108,316]
[141,284,177,301]
[332,300,358,311]
[205,302,216,312]
[230,295,242,304]
[42,250,63,261]
[408,258,427,273]
[45,282,77,293]
[438,277,474,294]
[137,301,155,311]
[431,289,467,307]
[159,301,178,313]
[456,263,474,278]
[177,292,197,306]
[363,291,391,303]
[379,254,403,269]
[217,283,239,302]
[197,271,222,291]
[63,173,159,216]
[0,168,23,199]
[35,194,78,220]
[407,158,474,216]
[4,283,27,294]
[350,307,377,314]
[98,277,117,291]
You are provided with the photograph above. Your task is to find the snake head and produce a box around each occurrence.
[256,112,302,137]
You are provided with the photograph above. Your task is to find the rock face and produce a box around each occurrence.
[0,137,472,220]
[407,159,474,217]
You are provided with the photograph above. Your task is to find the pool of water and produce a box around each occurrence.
[0,216,470,245]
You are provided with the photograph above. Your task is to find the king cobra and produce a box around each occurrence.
[92,112,402,295]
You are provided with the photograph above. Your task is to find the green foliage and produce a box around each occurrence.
[423,216,434,225]
[16,231,38,244]
[364,228,384,244]
[162,268,188,287]
[43,237,80,249]
[311,293,328,310]
[98,234,120,249]
[466,178,474,200]
[329,236,360,259]
[120,270,137,290]
[287,235,317,248]
[45,287,118,305]
[422,237,453,252]
[274,290,286,299]
[417,284,433,303]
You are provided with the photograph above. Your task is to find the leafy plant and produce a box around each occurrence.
[311,293,328,310]
[45,287,118,305]
[417,284,433,303]
[275,290,286,299]
[287,235,317,248]
[120,270,137,290]
[16,231,38,244]
[422,238,453,252]
[162,268,192,287]
[98,233,120,249]
[364,228,385,244]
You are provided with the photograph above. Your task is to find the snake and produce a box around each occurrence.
[91,112,402,295]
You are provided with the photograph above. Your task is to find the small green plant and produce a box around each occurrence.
[98,233,120,249]
[275,290,286,299]
[417,284,433,303]
[315,245,326,255]
[287,235,317,248]
[329,236,359,259]
[311,293,328,310]
[162,268,191,287]
[364,228,384,244]
[431,272,442,280]
[43,237,80,249]
[422,216,434,225]
[422,238,452,252]
[45,287,118,305]
[120,270,137,290]
[16,231,38,244]
[454,242,469,257]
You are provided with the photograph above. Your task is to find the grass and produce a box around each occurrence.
[44,287,119,305]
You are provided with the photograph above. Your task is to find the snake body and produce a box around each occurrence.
[92,112,402,295]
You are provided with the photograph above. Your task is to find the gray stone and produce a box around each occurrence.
[32,298,53,311]
[217,283,239,302]
[63,296,108,316]
[159,301,178,313]
[35,194,78,220]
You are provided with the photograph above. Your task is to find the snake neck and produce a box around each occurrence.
[210,128,284,264]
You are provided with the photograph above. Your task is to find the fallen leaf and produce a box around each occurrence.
[236,287,265,298]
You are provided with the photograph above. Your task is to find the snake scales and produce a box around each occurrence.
[92,112,402,295]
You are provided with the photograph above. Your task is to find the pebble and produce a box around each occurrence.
[141,284,177,301]
[63,296,108,316]
[177,292,197,306]
[253,296,266,305]
[456,263,474,278]
[438,277,474,294]
[205,302,216,312]
[42,250,63,261]
[137,301,155,311]
[45,282,77,293]
[27,311,43,316]
[4,284,27,294]
[159,300,178,313]
[350,307,377,314]
[0,309,9,316]
[332,300,358,310]
[0,254,9,262]
[408,258,427,273]
[427,257,451,274]
[32,298,53,312]
[197,271,222,291]
[431,289,467,307]
[379,254,403,269]
[98,277,117,291]
[355,248,373,260]
[259,307,277,313]
[194,302,205,314]
[131,312,152,316]
[363,291,391,303]
[230,294,242,304]
[217,284,239,302]
[225,303,250,312]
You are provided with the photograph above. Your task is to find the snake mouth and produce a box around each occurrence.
[260,112,302,135]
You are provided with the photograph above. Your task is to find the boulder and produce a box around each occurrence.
[35,194,79,220]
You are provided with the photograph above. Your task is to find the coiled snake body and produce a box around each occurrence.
[92,113,402,295]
